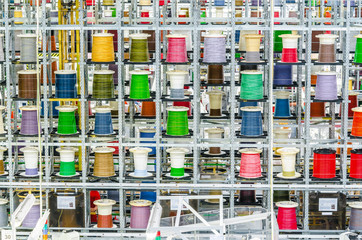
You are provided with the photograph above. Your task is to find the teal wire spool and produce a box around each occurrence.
[354,34,362,63]
[129,33,150,62]
[92,70,115,99]
[55,105,78,135]
[129,70,151,99]
[240,70,263,100]
[166,106,189,136]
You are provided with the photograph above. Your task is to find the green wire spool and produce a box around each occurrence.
[274,30,292,52]
[55,105,78,135]
[129,70,151,99]
[92,70,115,99]
[130,33,150,62]
[240,70,263,100]
[166,106,189,136]
[56,147,78,176]
[354,35,362,63]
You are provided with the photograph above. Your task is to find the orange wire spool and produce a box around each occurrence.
[141,101,156,117]
[310,102,326,117]
[92,33,115,62]
[351,107,362,137]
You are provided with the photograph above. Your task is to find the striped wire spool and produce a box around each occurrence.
[92,70,115,99]
[239,148,262,178]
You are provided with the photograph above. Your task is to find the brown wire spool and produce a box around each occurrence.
[312,31,324,52]
[207,65,224,84]
[93,147,116,177]
[142,30,155,52]
[18,70,39,99]
[141,101,156,117]
[310,102,326,117]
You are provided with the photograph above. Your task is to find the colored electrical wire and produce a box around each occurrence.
[240,70,263,100]
[313,149,336,179]
[240,106,263,137]
[203,35,226,63]
[93,147,115,177]
[92,70,115,99]
[92,33,115,62]
[239,148,262,178]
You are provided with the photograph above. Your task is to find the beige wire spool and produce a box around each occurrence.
[93,147,116,177]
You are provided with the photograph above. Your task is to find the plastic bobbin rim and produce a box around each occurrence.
[54,70,77,75]
[0,147,7,152]
[129,33,151,39]
[203,34,227,38]
[20,146,38,153]
[94,147,116,154]
[139,127,156,133]
[349,202,362,209]
[240,70,263,75]
[239,148,262,154]
[243,34,265,38]
[94,199,116,206]
[276,147,300,155]
[0,198,8,205]
[279,34,301,39]
[129,147,153,154]
[240,106,262,112]
[93,70,115,75]
[206,90,225,96]
[352,107,362,113]
[0,106,6,111]
[18,34,38,38]
[129,199,152,207]
[205,128,225,134]
[94,106,113,113]
[166,34,187,38]
[55,105,78,112]
[275,201,298,208]
[129,70,151,75]
[19,105,40,111]
[274,128,291,134]
[354,34,362,38]
[166,70,189,75]
[93,33,114,37]
[315,71,338,76]
[275,91,291,98]
[56,147,79,153]
[166,106,189,112]
[166,147,189,154]
[17,70,39,75]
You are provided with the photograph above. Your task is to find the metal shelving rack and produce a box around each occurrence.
[0,0,361,239]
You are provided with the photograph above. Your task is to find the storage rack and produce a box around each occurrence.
[0,0,361,239]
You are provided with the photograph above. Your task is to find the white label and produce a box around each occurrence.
[322,212,333,216]
[57,196,76,209]
[170,198,189,211]
[1,230,15,240]
[319,198,338,212]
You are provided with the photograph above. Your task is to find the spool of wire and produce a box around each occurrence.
[273,65,292,86]
[166,34,188,63]
[239,30,258,51]
[0,199,8,227]
[18,70,38,99]
[142,30,156,51]
[276,201,298,230]
[280,34,301,63]
[354,34,362,63]
[167,70,188,99]
[20,147,39,176]
[276,147,300,178]
[108,64,118,84]
[22,200,40,227]
[56,147,78,177]
[93,147,116,177]
[349,202,362,230]
[129,33,150,62]
[205,128,224,155]
[140,128,156,155]
[55,70,77,98]
[92,33,115,62]
[310,101,326,117]
[166,106,189,136]
[274,91,291,117]
[141,102,156,117]
[167,148,188,177]
[139,0,151,5]
[352,107,362,137]
[240,106,263,137]
[274,30,292,52]
[129,147,152,177]
[239,102,258,116]
[239,148,262,178]
[92,70,115,99]
[129,70,151,99]
[129,200,152,228]
[350,149,362,179]
[316,34,338,63]
[244,34,264,62]
[0,147,7,175]
[313,149,336,179]
[19,34,37,63]
[214,0,225,6]
[340,92,358,118]
[203,34,226,63]
[94,106,113,135]
[19,105,41,135]
[315,71,338,101]
[207,65,224,84]
[55,105,78,135]
[103,0,114,5]
[206,90,224,117]
[94,199,116,228]
[240,70,263,100]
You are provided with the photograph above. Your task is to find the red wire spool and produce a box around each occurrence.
[238,148,262,178]
[339,93,358,118]
[313,149,336,179]
[350,149,362,179]
[276,201,298,230]
[351,107,362,137]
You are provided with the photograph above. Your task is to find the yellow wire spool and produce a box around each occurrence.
[92,33,115,62]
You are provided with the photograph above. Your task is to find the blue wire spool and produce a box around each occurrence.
[274,65,293,86]
[240,106,263,137]
[94,106,113,135]
[214,0,225,6]
[55,70,77,98]
[140,128,156,155]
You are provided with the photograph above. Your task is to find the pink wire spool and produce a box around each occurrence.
[166,35,188,63]
[238,148,262,178]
